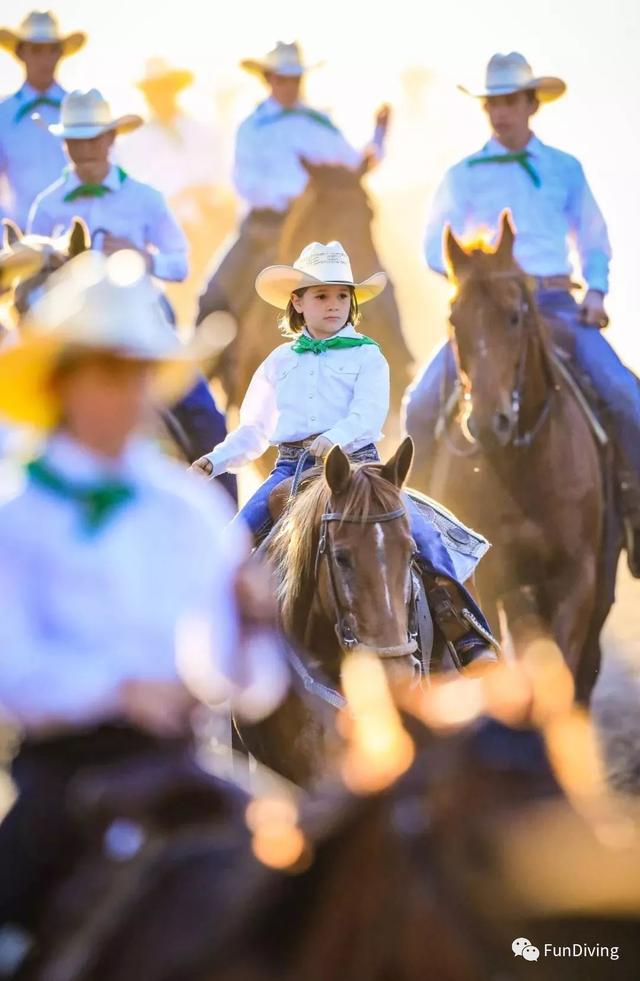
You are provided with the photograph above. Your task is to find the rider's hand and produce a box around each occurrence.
[579,289,608,328]
[374,103,391,132]
[190,455,216,478]
[118,678,196,737]
[308,434,334,459]
[102,234,153,271]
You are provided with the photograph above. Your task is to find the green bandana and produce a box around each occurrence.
[27,456,136,534]
[63,166,128,203]
[291,333,379,355]
[14,95,61,124]
[258,106,339,132]
[467,150,541,188]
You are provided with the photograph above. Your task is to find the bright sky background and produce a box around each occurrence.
[2,0,639,368]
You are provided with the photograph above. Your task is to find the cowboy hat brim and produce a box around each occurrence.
[458,75,566,104]
[0,329,198,430]
[0,29,86,58]
[255,265,387,310]
[137,69,194,92]
[49,114,143,139]
[240,58,323,78]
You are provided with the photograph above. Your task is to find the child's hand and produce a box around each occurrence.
[190,455,215,478]
[308,435,334,459]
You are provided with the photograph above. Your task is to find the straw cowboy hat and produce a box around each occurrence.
[459,52,566,104]
[0,10,86,59]
[137,57,194,94]
[240,40,320,78]
[255,241,387,310]
[0,251,196,429]
[49,89,142,140]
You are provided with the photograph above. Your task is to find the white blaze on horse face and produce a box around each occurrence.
[374,524,394,617]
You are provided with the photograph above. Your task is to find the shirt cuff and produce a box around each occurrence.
[583,253,610,295]
[149,251,189,282]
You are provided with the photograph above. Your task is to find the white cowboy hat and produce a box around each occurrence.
[458,52,566,104]
[0,250,197,429]
[240,40,320,78]
[255,241,387,310]
[0,10,86,59]
[137,57,194,93]
[49,89,142,140]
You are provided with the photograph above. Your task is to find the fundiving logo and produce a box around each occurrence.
[512,937,540,962]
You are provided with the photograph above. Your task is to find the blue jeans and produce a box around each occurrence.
[404,288,640,481]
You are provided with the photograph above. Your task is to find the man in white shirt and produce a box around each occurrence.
[27,88,236,492]
[0,11,86,229]
[0,250,286,933]
[405,52,640,575]
[196,40,389,325]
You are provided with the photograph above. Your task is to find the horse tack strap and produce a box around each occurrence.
[320,507,406,525]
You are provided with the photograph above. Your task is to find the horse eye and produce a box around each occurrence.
[509,310,521,328]
[335,552,353,570]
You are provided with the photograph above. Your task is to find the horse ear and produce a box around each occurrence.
[494,209,515,264]
[2,219,22,249]
[68,218,91,256]
[325,444,351,496]
[380,436,414,488]
[444,225,470,278]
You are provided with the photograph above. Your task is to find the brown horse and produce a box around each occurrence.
[405,214,618,704]
[237,438,424,785]
[201,162,413,422]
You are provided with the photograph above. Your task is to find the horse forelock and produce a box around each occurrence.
[268,464,404,631]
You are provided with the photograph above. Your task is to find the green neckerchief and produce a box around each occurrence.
[291,333,379,355]
[467,150,541,188]
[27,456,136,535]
[63,165,128,203]
[258,106,339,132]
[14,95,62,123]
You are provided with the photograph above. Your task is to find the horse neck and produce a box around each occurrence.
[281,183,375,267]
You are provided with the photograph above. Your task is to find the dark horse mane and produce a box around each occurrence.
[268,464,403,632]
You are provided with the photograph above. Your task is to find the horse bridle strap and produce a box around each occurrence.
[315,504,418,658]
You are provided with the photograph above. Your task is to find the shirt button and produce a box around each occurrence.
[310,416,317,421]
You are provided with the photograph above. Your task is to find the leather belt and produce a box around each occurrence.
[527,274,579,291]
[277,442,380,463]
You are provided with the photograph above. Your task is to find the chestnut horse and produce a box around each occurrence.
[202,162,413,425]
[405,215,618,704]
[237,438,425,785]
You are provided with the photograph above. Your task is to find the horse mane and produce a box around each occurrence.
[268,463,403,631]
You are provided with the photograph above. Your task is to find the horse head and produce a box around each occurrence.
[269,437,420,684]
[445,211,552,450]
[1,217,91,321]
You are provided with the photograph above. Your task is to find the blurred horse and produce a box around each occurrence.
[237,438,423,785]
[405,214,619,703]
[198,162,413,428]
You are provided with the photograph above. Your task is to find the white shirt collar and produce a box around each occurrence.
[19,80,65,101]
[65,162,123,192]
[44,431,153,484]
[484,133,541,157]
[259,96,307,117]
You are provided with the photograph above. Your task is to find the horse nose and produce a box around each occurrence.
[492,411,513,445]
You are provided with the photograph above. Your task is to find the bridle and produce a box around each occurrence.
[314,504,419,659]
[447,271,557,451]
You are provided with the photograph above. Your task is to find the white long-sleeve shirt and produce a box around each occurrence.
[234,97,366,213]
[28,163,189,282]
[208,324,390,473]
[424,135,611,293]
[0,81,68,229]
[0,434,249,731]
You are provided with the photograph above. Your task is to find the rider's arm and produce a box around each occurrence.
[26,190,55,236]
[322,346,390,450]
[424,165,469,276]
[142,188,189,283]
[566,159,611,295]
[233,116,288,211]
[204,354,279,475]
